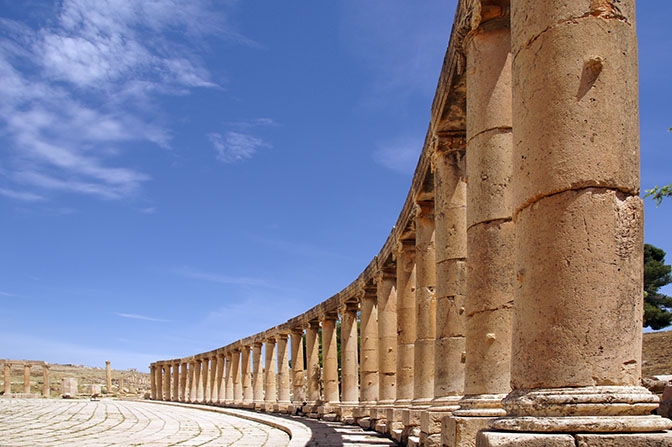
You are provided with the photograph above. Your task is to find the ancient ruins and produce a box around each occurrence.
[150,0,672,445]
[2,360,50,397]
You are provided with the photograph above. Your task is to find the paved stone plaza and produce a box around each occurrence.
[0,399,398,446]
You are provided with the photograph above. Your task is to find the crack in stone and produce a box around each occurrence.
[467,126,512,144]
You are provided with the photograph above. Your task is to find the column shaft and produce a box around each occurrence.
[252,343,264,406]
[290,330,305,404]
[377,269,397,405]
[42,366,50,397]
[433,135,467,408]
[305,321,321,405]
[210,356,218,403]
[341,303,359,404]
[202,358,210,403]
[23,365,30,394]
[232,350,242,404]
[395,240,416,406]
[164,365,171,401]
[189,362,197,402]
[413,201,436,406]
[322,316,339,404]
[195,361,203,402]
[225,353,234,403]
[150,365,156,399]
[360,286,379,405]
[216,355,225,404]
[156,365,163,400]
[277,335,291,405]
[180,363,188,402]
[264,340,277,405]
[241,346,253,404]
[173,363,180,401]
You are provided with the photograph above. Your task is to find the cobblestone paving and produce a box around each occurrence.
[0,399,290,446]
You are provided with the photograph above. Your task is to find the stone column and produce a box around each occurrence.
[393,239,416,441]
[105,361,112,394]
[276,334,291,412]
[429,133,467,445]
[180,362,188,402]
[225,353,234,404]
[172,362,179,401]
[241,346,253,406]
[4,362,11,395]
[210,355,218,403]
[340,302,359,423]
[189,361,197,402]
[202,358,211,403]
[23,364,30,394]
[216,354,225,404]
[375,266,397,432]
[252,343,264,408]
[195,360,204,402]
[446,14,514,447]
[264,338,277,410]
[150,365,156,399]
[290,329,305,410]
[358,283,379,427]
[305,320,321,414]
[320,313,339,418]
[232,350,243,405]
[479,0,672,445]
[42,365,50,397]
[164,365,171,401]
[156,364,163,400]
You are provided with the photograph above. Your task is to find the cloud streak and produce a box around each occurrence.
[115,313,171,323]
[208,118,275,163]
[0,0,241,202]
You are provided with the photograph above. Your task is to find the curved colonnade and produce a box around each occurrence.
[151,1,672,446]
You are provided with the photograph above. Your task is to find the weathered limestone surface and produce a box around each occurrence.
[148,1,670,447]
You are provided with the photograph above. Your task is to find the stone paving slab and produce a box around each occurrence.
[0,398,289,446]
[0,399,399,446]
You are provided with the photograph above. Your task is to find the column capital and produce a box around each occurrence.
[320,310,338,322]
[307,319,321,329]
[431,130,466,154]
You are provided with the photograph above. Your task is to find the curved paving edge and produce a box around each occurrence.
[143,400,312,446]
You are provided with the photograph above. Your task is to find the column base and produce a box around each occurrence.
[402,407,424,445]
[443,394,506,447]
[354,405,374,429]
[318,403,340,421]
[273,401,290,413]
[478,430,672,447]
[339,403,358,424]
[421,396,462,446]
[490,386,672,433]
[302,402,321,418]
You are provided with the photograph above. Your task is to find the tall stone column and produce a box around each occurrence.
[156,364,163,400]
[180,362,188,402]
[429,133,468,446]
[252,343,264,408]
[376,266,397,432]
[358,283,378,428]
[479,0,672,445]
[216,354,225,404]
[195,360,204,402]
[340,302,359,423]
[209,356,218,403]
[172,362,179,401]
[42,365,50,397]
[150,365,156,399]
[189,361,197,402]
[201,358,210,403]
[320,313,339,419]
[23,364,30,394]
[4,362,11,395]
[225,353,234,404]
[276,334,291,412]
[105,361,112,394]
[446,13,514,447]
[305,320,321,414]
[241,346,253,406]
[290,329,305,410]
[232,350,243,405]
[393,239,416,441]
[164,365,171,401]
[264,339,277,411]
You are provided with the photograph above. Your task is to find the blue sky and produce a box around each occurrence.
[0,1,670,372]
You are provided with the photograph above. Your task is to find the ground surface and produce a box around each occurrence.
[643,329,672,376]
[0,399,290,446]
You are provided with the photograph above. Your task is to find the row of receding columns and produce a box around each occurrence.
[149,0,672,445]
[2,361,50,396]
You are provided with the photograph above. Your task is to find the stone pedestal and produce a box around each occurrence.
[62,378,78,396]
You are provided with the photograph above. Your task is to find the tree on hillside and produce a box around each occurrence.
[644,243,672,330]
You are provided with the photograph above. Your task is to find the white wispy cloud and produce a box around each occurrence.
[0,0,242,202]
[208,118,275,163]
[372,137,422,174]
[115,313,171,322]
[175,266,277,289]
